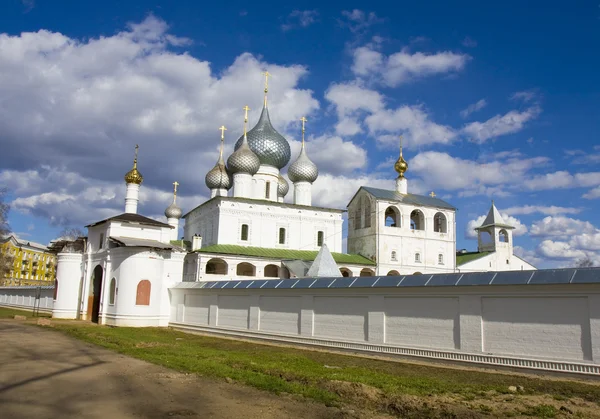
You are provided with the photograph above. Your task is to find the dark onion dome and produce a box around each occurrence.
[234,105,291,169]
[227,133,260,175]
[164,202,182,219]
[288,142,318,183]
[277,174,289,197]
[205,154,232,190]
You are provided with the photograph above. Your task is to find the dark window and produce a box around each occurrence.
[109,278,116,305]
[278,227,286,244]
[265,181,271,199]
[99,233,104,249]
[415,253,421,263]
[241,224,249,241]
[317,231,324,246]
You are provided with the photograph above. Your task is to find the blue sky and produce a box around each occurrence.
[1,0,599,267]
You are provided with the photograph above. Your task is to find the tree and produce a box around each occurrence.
[575,257,596,268]
[58,226,85,241]
[0,189,14,283]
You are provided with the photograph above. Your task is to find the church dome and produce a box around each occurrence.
[164,202,182,219]
[277,174,289,197]
[234,105,291,169]
[288,143,318,184]
[227,134,260,175]
[205,158,232,190]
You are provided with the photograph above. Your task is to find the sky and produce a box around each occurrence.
[0,0,599,268]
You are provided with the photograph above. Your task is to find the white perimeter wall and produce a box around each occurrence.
[0,287,54,313]
[170,284,600,375]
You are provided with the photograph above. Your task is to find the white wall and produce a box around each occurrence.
[0,286,54,313]
[459,250,537,272]
[170,283,600,375]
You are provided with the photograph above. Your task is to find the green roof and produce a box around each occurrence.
[456,251,491,266]
[197,244,376,266]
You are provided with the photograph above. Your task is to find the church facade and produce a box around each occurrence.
[51,76,535,326]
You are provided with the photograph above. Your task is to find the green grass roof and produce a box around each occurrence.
[456,251,491,266]
[197,244,376,266]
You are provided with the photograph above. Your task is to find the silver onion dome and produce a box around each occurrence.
[277,174,289,197]
[205,155,232,190]
[234,105,291,169]
[227,134,260,175]
[165,202,182,219]
[288,143,318,183]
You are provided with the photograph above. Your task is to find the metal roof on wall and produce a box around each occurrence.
[172,267,600,290]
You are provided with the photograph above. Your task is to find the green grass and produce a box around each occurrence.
[523,404,558,418]
[0,306,50,318]
[46,323,600,414]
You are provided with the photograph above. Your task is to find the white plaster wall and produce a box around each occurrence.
[184,294,211,325]
[459,250,537,272]
[314,296,368,342]
[0,287,54,312]
[384,297,459,349]
[482,297,591,361]
[217,295,250,329]
[109,223,172,244]
[259,296,301,334]
[52,252,83,319]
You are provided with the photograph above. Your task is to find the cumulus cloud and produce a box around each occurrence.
[502,205,582,216]
[339,10,384,33]
[465,213,527,239]
[583,186,600,199]
[530,216,596,237]
[311,173,394,209]
[523,171,600,191]
[462,106,541,143]
[351,45,470,86]
[281,10,319,31]
[286,135,368,175]
[460,99,487,118]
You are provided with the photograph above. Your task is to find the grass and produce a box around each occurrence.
[3,307,599,417]
[0,306,50,318]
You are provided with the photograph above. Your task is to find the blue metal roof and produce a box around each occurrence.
[172,267,600,290]
[361,187,457,210]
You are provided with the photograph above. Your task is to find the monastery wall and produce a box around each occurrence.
[0,286,54,313]
[170,282,600,375]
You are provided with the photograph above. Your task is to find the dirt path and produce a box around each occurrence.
[0,321,379,419]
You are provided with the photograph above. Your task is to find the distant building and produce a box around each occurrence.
[0,235,57,286]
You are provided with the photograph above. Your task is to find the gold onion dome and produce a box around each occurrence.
[124,145,143,184]
[394,136,408,178]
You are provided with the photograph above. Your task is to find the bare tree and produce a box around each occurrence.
[58,226,85,241]
[575,257,596,268]
[0,189,14,283]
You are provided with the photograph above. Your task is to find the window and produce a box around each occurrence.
[109,278,116,305]
[499,229,509,243]
[391,251,397,261]
[264,264,279,277]
[241,224,249,241]
[317,231,324,247]
[434,212,447,233]
[385,206,400,227]
[506,259,510,264]
[278,227,286,244]
[363,196,371,228]
[438,254,444,265]
[410,210,424,230]
[135,280,151,306]
[354,201,362,230]
[415,253,421,263]
[265,181,271,199]
[99,233,104,249]
[236,262,256,276]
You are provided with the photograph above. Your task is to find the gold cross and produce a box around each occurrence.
[219,125,227,139]
[429,191,436,198]
[243,105,250,121]
[173,181,179,195]
[300,116,307,132]
[262,70,271,93]
[399,135,403,156]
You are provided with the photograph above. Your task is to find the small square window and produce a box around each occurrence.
[438,254,444,265]
[415,253,421,263]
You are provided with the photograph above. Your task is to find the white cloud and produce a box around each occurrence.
[460,99,487,118]
[537,240,587,260]
[312,174,394,209]
[510,90,537,103]
[339,10,384,33]
[465,213,527,239]
[462,106,541,143]
[583,186,600,199]
[502,205,582,216]
[281,10,319,31]
[351,45,470,86]
[287,135,368,175]
[513,246,543,267]
[523,171,600,191]
[325,82,384,117]
[530,216,596,237]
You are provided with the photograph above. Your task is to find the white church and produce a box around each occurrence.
[51,76,535,327]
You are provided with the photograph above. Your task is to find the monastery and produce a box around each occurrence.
[51,75,535,327]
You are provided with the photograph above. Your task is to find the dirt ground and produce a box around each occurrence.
[0,320,388,419]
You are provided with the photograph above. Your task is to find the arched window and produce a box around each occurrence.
[438,254,444,265]
[385,206,400,227]
[360,268,375,277]
[109,278,117,305]
[353,200,362,230]
[241,224,249,241]
[434,212,447,233]
[339,267,352,277]
[499,229,509,243]
[391,251,397,261]
[278,228,286,244]
[317,231,324,247]
[264,264,279,277]
[415,253,421,263]
[236,262,256,277]
[410,209,424,230]
[363,196,371,228]
[206,258,228,275]
[265,181,271,199]
[387,270,400,276]
[136,280,151,306]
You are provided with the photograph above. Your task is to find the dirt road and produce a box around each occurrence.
[0,321,369,419]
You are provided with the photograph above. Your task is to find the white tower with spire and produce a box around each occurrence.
[394,136,408,194]
[124,144,143,214]
[475,201,515,254]
[165,181,183,241]
[288,117,318,206]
